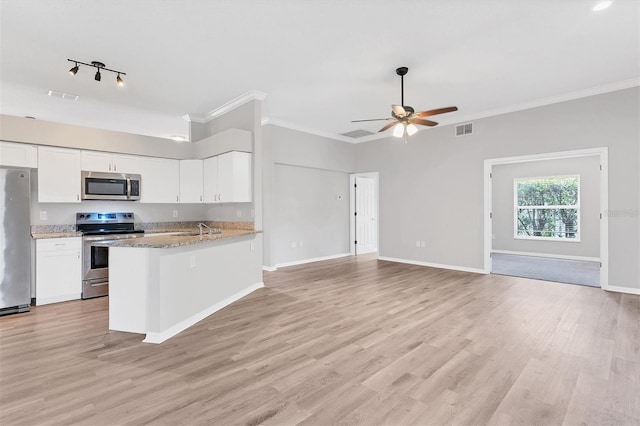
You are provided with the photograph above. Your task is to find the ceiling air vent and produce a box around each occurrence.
[47,90,79,101]
[341,129,376,139]
[455,122,473,137]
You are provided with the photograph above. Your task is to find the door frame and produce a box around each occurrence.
[484,147,609,289]
[350,172,379,255]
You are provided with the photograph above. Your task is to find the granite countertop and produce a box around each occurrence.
[31,232,83,239]
[92,229,260,249]
[31,221,254,240]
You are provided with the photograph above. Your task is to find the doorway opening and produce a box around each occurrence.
[484,148,608,289]
[350,172,379,255]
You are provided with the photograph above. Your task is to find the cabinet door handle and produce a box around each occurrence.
[200,195,202,202]
[176,195,179,202]
[113,163,117,171]
[108,164,111,171]
[77,194,80,201]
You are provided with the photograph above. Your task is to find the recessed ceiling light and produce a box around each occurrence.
[170,135,187,142]
[593,1,612,11]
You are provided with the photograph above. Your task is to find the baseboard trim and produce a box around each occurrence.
[377,256,487,275]
[35,293,82,306]
[605,285,640,296]
[275,253,351,269]
[143,282,265,344]
[262,266,277,272]
[492,250,600,263]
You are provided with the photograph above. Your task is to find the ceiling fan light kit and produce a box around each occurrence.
[67,59,126,86]
[352,66,458,142]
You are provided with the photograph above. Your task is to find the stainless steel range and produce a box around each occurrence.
[76,212,144,299]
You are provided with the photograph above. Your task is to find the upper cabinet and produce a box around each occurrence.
[139,157,180,203]
[203,151,252,204]
[0,141,37,168]
[179,160,204,203]
[38,146,81,203]
[81,151,140,174]
[219,151,252,203]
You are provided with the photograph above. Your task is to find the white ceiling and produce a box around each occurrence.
[1,0,638,142]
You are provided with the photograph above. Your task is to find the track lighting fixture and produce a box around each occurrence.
[67,58,126,86]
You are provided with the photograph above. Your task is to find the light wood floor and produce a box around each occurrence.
[1,255,639,425]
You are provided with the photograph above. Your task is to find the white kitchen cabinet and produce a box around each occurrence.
[203,152,252,203]
[38,146,81,203]
[81,151,140,173]
[203,156,219,203]
[0,141,37,168]
[36,237,82,305]
[179,160,203,203]
[218,151,252,203]
[139,157,180,203]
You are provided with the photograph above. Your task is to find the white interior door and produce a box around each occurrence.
[355,176,377,254]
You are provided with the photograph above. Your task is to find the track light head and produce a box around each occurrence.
[116,73,124,86]
[94,69,101,81]
[68,63,79,75]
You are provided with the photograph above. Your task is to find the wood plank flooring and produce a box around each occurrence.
[1,255,638,425]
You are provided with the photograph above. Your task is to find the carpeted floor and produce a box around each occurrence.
[491,253,600,287]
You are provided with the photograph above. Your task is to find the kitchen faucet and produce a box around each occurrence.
[198,223,213,236]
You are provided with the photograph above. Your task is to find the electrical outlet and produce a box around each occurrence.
[189,256,196,268]
[251,209,255,218]
[420,241,426,248]
[416,240,420,248]
[250,242,254,252]
[299,241,303,247]
[291,241,297,249]
[236,209,242,218]
[39,211,48,220]
[172,210,178,218]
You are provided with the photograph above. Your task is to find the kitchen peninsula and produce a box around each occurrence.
[96,228,263,344]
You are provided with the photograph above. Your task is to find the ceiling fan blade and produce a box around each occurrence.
[392,105,407,118]
[378,121,398,133]
[409,118,438,127]
[415,106,458,118]
[351,118,393,123]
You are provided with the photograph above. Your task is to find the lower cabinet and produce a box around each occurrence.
[36,237,82,305]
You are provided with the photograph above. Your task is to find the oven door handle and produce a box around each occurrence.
[126,177,131,199]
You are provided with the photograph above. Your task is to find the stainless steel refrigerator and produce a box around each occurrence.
[0,168,31,315]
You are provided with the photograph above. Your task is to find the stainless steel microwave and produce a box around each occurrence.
[81,171,141,201]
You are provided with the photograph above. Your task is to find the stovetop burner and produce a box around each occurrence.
[76,212,143,235]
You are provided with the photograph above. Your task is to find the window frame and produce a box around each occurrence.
[513,174,581,242]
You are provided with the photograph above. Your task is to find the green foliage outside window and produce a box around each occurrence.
[515,176,579,239]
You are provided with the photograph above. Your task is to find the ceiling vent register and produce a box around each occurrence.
[341,129,376,138]
[455,123,473,136]
[47,90,79,101]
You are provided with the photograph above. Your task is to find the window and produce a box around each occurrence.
[514,175,580,241]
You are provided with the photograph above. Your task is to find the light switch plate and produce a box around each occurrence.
[40,211,48,220]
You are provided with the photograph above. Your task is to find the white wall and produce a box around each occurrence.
[272,164,350,264]
[262,124,356,267]
[492,156,600,258]
[356,87,639,291]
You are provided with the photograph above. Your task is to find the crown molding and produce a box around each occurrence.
[205,90,267,122]
[182,114,206,123]
[433,78,640,128]
[182,90,267,124]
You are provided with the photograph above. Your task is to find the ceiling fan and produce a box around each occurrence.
[352,67,458,141]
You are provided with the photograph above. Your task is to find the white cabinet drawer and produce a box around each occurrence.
[37,237,81,251]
